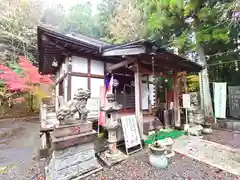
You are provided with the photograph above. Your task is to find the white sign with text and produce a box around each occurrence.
[214,82,227,118]
[182,94,191,109]
[121,115,141,149]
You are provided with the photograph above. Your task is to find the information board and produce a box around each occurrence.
[121,115,142,153]
[228,86,240,118]
[213,82,227,118]
[182,94,191,109]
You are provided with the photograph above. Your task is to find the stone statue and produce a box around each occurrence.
[56,88,91,125]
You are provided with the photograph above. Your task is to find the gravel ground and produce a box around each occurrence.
[0,120,240,180]
[203,129,240,149]
[87,150,240,180]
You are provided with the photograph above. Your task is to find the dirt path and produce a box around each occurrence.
[0,119,44,180]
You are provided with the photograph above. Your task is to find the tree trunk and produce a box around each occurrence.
[197,46,213,116]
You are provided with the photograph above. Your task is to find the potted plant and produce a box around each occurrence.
[148,137,169,169]
[202,116,214,134]
[148,119,169,169]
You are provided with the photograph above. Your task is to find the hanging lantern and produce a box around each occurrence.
[52,56,58,67]
[113,78,119,87]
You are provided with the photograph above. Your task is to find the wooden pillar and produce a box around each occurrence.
[134,61,143,138]
[173,72,181,127]
[67,56,72,101]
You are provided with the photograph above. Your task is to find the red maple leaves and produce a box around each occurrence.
[0,56,53,91]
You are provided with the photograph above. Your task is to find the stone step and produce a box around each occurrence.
[218,120,240,131]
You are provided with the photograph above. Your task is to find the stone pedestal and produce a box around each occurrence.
[46,121,102,180]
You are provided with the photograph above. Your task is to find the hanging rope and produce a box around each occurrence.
[152,55,159,130]
[152,56,155,108]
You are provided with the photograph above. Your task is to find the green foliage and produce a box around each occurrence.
[187,75,200,92]
[60,2,102,38]
[104,0,145,43]
[97,0,120,38]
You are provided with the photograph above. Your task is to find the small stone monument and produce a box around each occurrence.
[46,88,102,180]
[98,94,127,166]
[187,92,204,136]
[188,92,205,125]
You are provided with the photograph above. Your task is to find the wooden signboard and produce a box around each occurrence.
[213,82,227,118]
[182,94,191,125]
[182,94,191,109]
[121,115,142,155]
[228,86,240,118]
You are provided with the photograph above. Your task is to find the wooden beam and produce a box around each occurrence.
[69,72,104,79]
[106,58,135,72]
[102,46,146,56]
[130,62,174,79]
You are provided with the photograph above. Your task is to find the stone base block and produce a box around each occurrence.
[46,142,102,180]
[53,121,92,138]
[52,130,97,150]
[46,157,102,180]
[97,149,128,167]
[38,148,50,159]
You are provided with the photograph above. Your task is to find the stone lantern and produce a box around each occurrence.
[98,93,127,166]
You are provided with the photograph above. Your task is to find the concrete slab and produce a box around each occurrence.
[173,135,240,176]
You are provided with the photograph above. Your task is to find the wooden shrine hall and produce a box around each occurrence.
[37,26,203,139]
[101,41,202,137]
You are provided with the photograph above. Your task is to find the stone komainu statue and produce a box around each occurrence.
[56,88,91,125]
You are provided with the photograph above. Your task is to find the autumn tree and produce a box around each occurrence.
[0,56,52,111]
